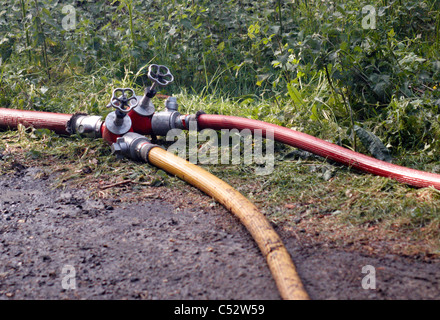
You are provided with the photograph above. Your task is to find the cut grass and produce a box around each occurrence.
[203,156,440,257]
[1,99,440,258]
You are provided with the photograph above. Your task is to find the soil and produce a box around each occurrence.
[0,164,439,300]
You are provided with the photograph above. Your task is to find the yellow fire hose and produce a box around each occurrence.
[146,145,310,300]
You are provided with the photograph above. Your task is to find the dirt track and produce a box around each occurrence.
[0,165,439,300]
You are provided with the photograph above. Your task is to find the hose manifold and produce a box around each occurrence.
[150,96,185,136]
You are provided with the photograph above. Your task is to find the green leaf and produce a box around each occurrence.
[354,125,392,163]
[180,18,195,30]
[256,73,271,86]
[287,81,305,107]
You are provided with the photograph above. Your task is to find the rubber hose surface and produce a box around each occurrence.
[197,114,440,190]
[0,108,72,135]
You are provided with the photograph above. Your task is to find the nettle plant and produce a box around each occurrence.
[245,0,439,151]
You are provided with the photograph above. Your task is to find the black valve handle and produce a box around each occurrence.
[108,88,139,114]
[148,64,174,87]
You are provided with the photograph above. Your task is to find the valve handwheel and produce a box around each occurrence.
[133,64,174,118]
[109,88,139,113]
[148,64,174,88]
[105,88,138,136]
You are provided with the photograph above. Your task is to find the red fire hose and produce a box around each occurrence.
[0,108,119,144]
[0,108,72,135]
[2,107,440,190]
[197,114,440,190]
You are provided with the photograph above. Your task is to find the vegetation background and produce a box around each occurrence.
[1,0,440,150]
[1,0,440,254]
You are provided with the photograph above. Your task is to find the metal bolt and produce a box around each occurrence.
[111,142,123,159]
[165,97,178,111]
[111,137,129,159]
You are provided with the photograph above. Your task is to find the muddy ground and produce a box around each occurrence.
[0,165,439,300]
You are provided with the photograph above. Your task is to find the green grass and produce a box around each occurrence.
[1,0,440,256]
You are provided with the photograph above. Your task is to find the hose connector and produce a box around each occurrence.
[111,132,158,162]
[151,96,185,136]
[68,114,103,138]
[182,110,205,131]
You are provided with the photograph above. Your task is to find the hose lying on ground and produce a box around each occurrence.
[0,108,73,135]
[0,107,310,299]
[3,108,440,190]
[112,132,310,300]
[196,114,440,190]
